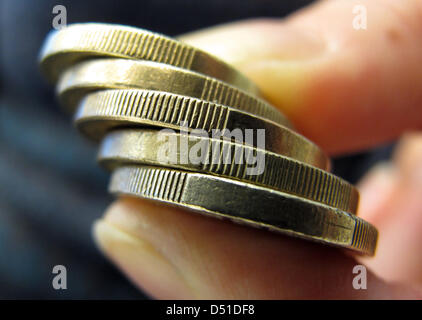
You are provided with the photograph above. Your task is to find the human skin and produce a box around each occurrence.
[93,0,422,299]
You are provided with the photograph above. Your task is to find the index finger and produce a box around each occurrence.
[180,0,422,155]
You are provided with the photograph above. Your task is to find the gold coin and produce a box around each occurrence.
[99,129,357,213]
[75,89,330,170]
[110,166,377,255]
[39,23,260,95]
[57,58,290,128]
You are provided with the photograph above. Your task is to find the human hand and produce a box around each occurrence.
[93,0,422,299]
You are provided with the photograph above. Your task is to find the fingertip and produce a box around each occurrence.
[93,211,196,299]
[180,0,422,154]
[357,133,422,286]
[357,162,397,223]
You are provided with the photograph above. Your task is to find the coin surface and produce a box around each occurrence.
[99,129,357,213]
[39,23,260,95]
[75,89,330,170]
[110,166,377,255]
[57,58,290,127]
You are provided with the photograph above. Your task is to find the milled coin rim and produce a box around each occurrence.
[39,23,260,95]
[74,89,330,171]
[57,58,291,128]
[109,165,377,256]
[99,129,358,213]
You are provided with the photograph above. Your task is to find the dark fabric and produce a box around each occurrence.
[0,0,394,299]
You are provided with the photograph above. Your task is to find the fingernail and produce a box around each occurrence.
[93,219,195,299]
[394,133,422,183]
[358,162,396,220]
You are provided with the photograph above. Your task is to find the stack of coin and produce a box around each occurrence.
[39,23,378,255]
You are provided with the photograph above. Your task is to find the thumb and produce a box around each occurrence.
[94,197,421,299]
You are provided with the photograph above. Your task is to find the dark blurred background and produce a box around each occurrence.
[0,0,395,299]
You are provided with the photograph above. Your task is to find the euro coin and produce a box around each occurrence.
[75,89,330,170]
[99,129,356,213]
[39,23,260,95]
[57,58,290,128]
[110,166,377,255]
